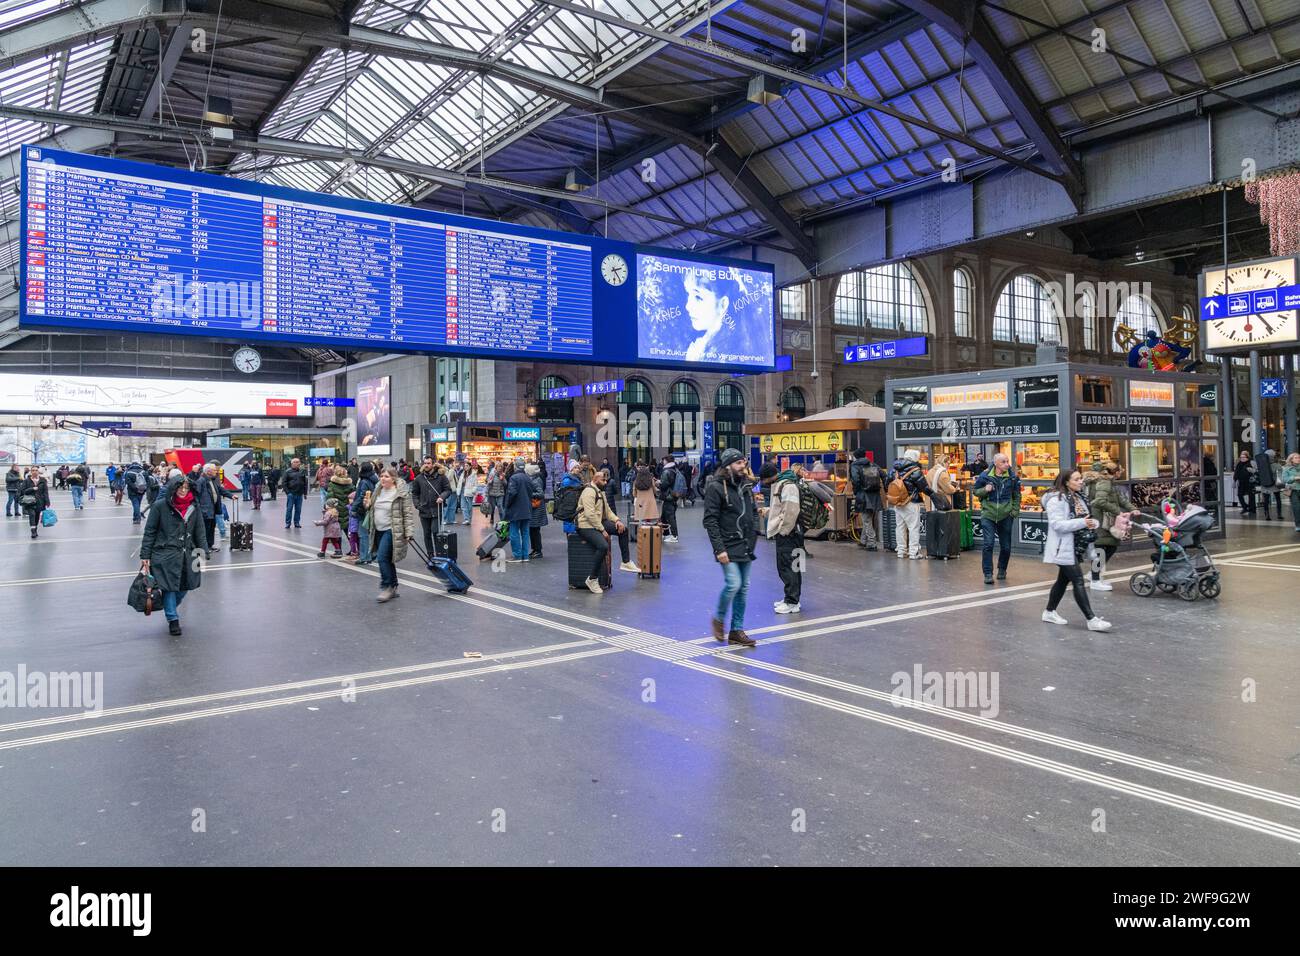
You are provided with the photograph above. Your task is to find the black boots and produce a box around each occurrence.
[168,619,182,636]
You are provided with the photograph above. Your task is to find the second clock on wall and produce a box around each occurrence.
[233,347,262,374]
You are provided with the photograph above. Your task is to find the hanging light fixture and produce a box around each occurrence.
[1245,170,1300,255]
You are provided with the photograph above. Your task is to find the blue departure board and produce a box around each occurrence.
[19,147,775,373]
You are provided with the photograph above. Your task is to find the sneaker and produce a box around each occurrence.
[866,546,878,552]
[711,618,725,642]
[1042,610,1068,625]
[727,629,756,647]
[331,552,343,559]
[377,588,395,603]
[984,576,994,585]
[317,551,326,558]
[584,577,603,594]
[1086,617,1113,632]
[663,535,678,543]
[774,602,801,614]
[619,561,640,573]
[910,554,925,560]
[996,571,1006,581]
[506,558,527,563]
[168,619,182,637]
[529,551,542,559]
[1089,579,1114,591]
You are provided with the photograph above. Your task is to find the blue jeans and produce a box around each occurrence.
[490,495,504,522]
[130,494,143,521]
[5,490,16,516]
[215,511,227,536]
[375,529,397,589]
[162,590,186,622]
[358,522,373,563]
[460,494,474,521]
[715,559,753,631]
[70,485,84,509]
[284,493,303,527]
[508,519,530,559]
[319,487,329,508]
[443,495,460,525]
[980,515,1014,578]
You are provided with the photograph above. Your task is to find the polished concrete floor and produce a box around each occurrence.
[1,486,1298,866]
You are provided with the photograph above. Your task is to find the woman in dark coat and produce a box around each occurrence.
[139,472,208,636]
[18,467,50,540]
[525,461,547,559]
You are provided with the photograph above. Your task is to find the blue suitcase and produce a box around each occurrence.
[410,539,472,593]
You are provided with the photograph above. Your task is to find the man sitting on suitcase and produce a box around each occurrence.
[575,469,639,593]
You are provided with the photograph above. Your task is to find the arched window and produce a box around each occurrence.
[1113,294,1163,352]
[779,284,809,323]
[1079,289,1098,352]
[833,262,929,333]
[834,387,861,407]
[669,381,700,408]
[715,383,744,407]
[953,268,973,338]
[993,275,1061,345]
[714,384,745,457]
[537,375,568,400]
[780,386,806,420]
[668,381,700,454]
[618,378,652,405]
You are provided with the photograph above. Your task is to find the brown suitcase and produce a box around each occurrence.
[636,521,662,578]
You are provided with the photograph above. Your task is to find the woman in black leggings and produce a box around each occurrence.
[1040,469,1112,632]
[18,467,50,540]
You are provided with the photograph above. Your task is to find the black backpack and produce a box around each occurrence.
[795,479,827,531]
[553,482,583,523]
[851,459,881,494]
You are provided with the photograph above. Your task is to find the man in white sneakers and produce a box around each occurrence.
[575,468,639,592]
[760,461,804,614]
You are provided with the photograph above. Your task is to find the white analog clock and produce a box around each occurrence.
[233,347,262,374]
[1202,257,1299,351]
[601,253,628,286]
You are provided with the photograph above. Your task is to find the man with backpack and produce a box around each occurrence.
[886,449,930,560]
[972,452,1021,585]
[760,462,806,614]
[124,462,152,524]
[849,448,883,551]
[657,456,681,542]
[703,448,759,646]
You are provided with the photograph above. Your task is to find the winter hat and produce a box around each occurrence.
[525,463,540,476]
[718,448,744,468]
[903,449,921,463]
[758,462,779,482]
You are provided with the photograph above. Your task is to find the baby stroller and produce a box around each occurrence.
[1128,501,1220,601]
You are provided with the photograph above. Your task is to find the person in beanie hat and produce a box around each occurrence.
[702,447,759,646]
[760,460,804,614]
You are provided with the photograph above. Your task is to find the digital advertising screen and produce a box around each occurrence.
[0,371,311,416]
[18,146,776,374]
[356,376,391,456]
[635,254,775,368]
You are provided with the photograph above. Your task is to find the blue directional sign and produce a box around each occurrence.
[1201,283,1300,320]
[1260,378,1288,398]
[842,335,928,363]
[305,397,356,407]
[701,420,715,464]
[81,420,130,429]
[584,379,623,397]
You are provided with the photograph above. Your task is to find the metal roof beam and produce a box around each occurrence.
[904,0,1085,207]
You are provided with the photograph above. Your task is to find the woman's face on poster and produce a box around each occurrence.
[683,270,728,333]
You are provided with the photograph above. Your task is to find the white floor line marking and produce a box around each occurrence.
[0,534,144,546]
[739,542,1300,639]
[1219,561,1300,572]
[676,659,1300,845]
[0,646,626,753]
[0,558,319,588]
[0,638,596,734]
[713,654,1300,811]
[254,537,607,639]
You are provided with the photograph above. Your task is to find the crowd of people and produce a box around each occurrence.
[10,435,1299,641]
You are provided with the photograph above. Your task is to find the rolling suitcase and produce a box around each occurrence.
[476,528,506,561]
[626,499,638,542]
[924,509,961,559]
[958,510,974,551]
[567,533,612,590]
[409,538,472,593]
[434,530,458,561]
[230,499,253,551]
[636,521,662,578]
[882,508,897,552]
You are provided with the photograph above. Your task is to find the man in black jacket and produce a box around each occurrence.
[703,448,758,647]
[849,448,883,551]
[657,456,680,541]
[5,463,21,518]
[411,458,451,559]
[196,463,235,559]
[265,464,281,501]
[280,457,309,529]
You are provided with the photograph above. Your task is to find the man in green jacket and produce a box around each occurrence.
[972,453,1021,585]
[1083,460,1140,591]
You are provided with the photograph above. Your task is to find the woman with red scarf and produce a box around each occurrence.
[139,470,208,636]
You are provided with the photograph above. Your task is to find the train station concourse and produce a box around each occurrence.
[1,0,1299,925]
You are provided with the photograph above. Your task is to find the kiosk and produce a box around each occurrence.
[423,421,581,472]
[884,362,1223,552]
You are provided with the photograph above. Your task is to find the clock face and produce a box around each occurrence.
[1202,258,1299,350]
[601,253,628,286]
[233,347,262,374]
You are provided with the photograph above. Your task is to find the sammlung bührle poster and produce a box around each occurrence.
[356,376,391,457]
[636,254,774,368]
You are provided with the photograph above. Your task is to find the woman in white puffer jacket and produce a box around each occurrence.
[1040,468,1113,632]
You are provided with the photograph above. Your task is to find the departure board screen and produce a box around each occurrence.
[19,147,775,373]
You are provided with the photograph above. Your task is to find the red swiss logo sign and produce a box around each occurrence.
[265,398,298,416]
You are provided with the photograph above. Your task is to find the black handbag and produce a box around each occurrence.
[127,571,164,615]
